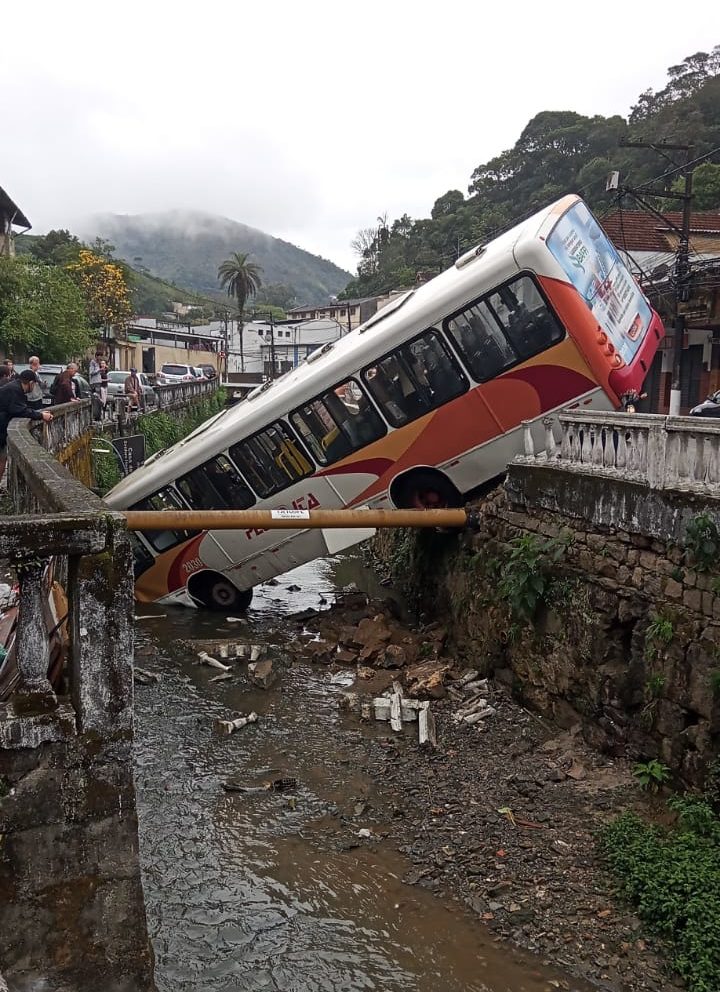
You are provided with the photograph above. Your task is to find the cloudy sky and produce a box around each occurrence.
[1,1,714,273]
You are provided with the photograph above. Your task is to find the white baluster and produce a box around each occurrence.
[522,421,535,460]
[543,417,557,461]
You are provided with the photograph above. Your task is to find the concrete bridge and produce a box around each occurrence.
[3,391,720,988]
[0,380,218,991]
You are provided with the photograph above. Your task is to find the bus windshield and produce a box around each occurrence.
[546,200,652,364]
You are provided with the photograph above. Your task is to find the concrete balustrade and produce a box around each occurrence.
[520,410,720,496]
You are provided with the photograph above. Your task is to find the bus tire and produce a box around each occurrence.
[188,572,253,612]
[392,469,462,510]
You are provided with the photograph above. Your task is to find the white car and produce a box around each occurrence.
[157,363,196,383]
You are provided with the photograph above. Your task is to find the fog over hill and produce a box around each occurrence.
[82,210,352,306]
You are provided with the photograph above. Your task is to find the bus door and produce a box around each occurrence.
[220,421,343,585]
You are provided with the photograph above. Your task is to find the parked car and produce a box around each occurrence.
[37,365,91,406]
[157,363,196,384]
[106,371,157,409]
[192,367,208,381]
[199,363,217,380]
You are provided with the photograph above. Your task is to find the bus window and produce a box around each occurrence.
[362,330,467,428]
[290,379,386,465]
[177,455,255,510]
[445,300,516,382]
[130,487,198,553]
[487,276,563,359]
[229,422,313,498]
[129,533,155,579]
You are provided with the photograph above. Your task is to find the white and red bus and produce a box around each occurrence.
[104,195,664,609]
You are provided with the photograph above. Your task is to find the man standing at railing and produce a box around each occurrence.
[0,370,53,479]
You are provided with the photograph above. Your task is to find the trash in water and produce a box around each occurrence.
[214,711,258,735]
[197,651,231,671]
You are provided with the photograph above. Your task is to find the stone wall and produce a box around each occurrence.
[374,484,720,786]
[1,419,155,991]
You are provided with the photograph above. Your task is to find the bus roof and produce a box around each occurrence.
[105,194,580,508]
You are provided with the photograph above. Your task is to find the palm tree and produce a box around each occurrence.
[217,252,263,372]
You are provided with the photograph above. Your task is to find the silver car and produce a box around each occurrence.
[106,371,157,409]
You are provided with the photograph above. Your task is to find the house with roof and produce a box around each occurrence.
[602,209,720,413]
[0,186,31,257]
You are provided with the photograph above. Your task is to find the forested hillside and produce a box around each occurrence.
[83,210,352,307]
[341,47,720,299]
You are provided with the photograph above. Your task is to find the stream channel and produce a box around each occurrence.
[134,553,594,992]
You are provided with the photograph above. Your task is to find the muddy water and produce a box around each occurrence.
[134,554,591,992]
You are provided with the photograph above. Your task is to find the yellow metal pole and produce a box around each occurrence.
[123,508,469,531]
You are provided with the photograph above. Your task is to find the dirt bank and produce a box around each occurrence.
[286,594,683,992]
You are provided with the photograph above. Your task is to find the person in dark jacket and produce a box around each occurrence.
[52,369,78,406]
[0,370,53,478]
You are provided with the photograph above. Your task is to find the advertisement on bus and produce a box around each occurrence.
[546,200,652,364]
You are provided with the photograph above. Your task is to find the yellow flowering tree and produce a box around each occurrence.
[66,249,132,330]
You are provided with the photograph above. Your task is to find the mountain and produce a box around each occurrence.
[82,210,352,307]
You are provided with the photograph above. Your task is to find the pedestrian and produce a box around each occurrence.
[0,370,54,478]
[124,367,142,411]
[65,362,81,399]
[2,359,18,382]
[99,360,109,416]
[0,367,11,387]
[52,368,78,405]
[27,356,45,411]
[89,352,102,394]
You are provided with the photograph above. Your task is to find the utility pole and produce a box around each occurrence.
[268,311,276,380]
[618,140,695,414]
[346,303,352,336]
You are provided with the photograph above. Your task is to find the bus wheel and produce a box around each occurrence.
[393,470,462,510]
[188,572,253,612]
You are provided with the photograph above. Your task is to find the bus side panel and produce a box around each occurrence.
[134,532,218,603]
[333,340,597,505]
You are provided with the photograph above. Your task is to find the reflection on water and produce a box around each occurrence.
[134,553,588,992]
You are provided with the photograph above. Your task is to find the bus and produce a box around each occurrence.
[104,194,664,610]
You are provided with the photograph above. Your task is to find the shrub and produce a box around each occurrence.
[685,513,720,573]
[599,801,720,991]
[633,759,670,791]
[644,613,674,661]
[497,533,569,622]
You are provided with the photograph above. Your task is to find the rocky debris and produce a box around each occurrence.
[214,711,258,735]
[248,659,276,689]
[133,666,160,685]
[197,651,230,671]
[222,775,296,794]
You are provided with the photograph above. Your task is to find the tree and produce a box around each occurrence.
[217,252,263,372]
[0,256,92,361]
[28,229,82,266]
[65,249,133,330]
[692,162,720,210]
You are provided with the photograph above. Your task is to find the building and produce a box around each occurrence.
[241,318,344,378]
[110,319,226,375]
[602,209,720,413]
[0,186,31,258]
[286,296,380,332]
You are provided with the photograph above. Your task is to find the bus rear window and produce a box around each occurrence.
[229,422,313,498]
[290,379,386,465]
[362,330,467,427]
[130,487,198,553]
[177,455,255,510]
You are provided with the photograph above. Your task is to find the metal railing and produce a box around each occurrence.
[520,410,720,495]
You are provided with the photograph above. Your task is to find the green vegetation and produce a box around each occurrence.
[685,513,720,573]
[599,798,720,991]
[0,255,93,362]
[632,759,671,792]
[710,671,720,698]
[497,533,569,622]
[92,390,226,495]
[645,673,667,698]
[342,47,720,299]
[644,613,675,661]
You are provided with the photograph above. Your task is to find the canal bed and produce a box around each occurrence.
[134,555,593,992]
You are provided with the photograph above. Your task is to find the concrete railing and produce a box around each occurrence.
[154,377,218,410]
[520,410,720,496]
[2,417,133,730]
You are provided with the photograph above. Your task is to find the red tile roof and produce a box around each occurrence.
[602,210,720,252]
